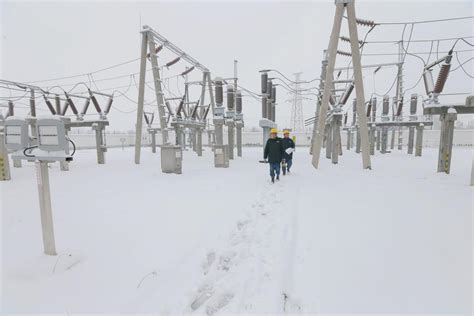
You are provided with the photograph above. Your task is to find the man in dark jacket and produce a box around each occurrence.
[281,129,295,174]
[264,128,284,183]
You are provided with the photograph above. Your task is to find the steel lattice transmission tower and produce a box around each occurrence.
[289,72,305,132]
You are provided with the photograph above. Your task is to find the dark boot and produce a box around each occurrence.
[271,176,275,183]
[276,175,280,181]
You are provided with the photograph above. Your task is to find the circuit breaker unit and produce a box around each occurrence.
[161,144,182,174]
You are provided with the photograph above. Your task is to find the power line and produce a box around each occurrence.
[345,15,474,26]
[25,57,141,84]
[365,35,474,44]
[362,48,474,56]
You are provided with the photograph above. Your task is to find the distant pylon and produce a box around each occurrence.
[290,72,305,132]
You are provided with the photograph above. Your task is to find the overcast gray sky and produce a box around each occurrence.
[1,0,473,131]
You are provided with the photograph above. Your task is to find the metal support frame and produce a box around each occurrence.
[415,124,424,157]
[134,31,148,164]
[149,128,158,153]
[148,36,169,145]
[437,111,457,174]
[35,161,57,255]
[311,0,371,169]
[0,130,11,180]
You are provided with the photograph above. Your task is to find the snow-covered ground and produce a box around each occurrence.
[1,146,472,314]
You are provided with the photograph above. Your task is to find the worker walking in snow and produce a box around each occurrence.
[281,129,295,174]
[264,128,284,183]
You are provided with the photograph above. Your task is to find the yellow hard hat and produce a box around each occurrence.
[283,129,290,134]
[270,128,278,134]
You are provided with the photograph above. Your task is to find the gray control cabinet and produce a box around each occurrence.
[161,144,182,174]
[214,144,229,168]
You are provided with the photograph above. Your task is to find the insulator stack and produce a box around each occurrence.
[329,94,336,106]
[366,101,372,117]
[272,86,277,103]
[44,97,56,115]
[337,50,352,57]
[215,77,223,106]
[61,101,69,116]
[344,113,348,125]
[267,80,273,100]
[396,97,404,116]
[104,97,113,114]
[180,66,195,76]
[261,72,268,94]
[29,96,36,117]
[266,97,272,121]
[262,95,267,119]
[146,45,163,59]
[55,95,61,114]
[371,97,377,121]
[382,95,389,115]
[89,93,102,114]
[203,105,211,120]
[65,95,79,115]
[81,98,90,116]
[165,57,181,68]
[176,96,185,118]
[226,85,234,110]
[236,90,242,113]
[340,36,364,45]
[423,70,435,95]
[339,82,354,105]
[144,113,150,126]
[410,94,418,115]
[433,62,451,94]
[8,100,14,116]
[356,18,376,27]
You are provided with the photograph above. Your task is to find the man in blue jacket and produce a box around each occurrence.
[281,129,295,174]
[264,128,284,183]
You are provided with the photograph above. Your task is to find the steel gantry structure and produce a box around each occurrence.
[134,25,244,172]
[311,0,371,170]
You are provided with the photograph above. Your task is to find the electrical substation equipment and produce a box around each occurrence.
[4,116,75,256]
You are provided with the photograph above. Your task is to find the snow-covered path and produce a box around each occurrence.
[2,146,472,314]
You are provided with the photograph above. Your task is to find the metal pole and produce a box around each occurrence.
[415,124,424,157]
[355,126,361,153]
[331,115,342,164]
[148,36,169,145]
[326,124,332,159]
[36,161,57,256]
[30,89,37,140]
[93,123,105,164]
[228,124,234,160]
[396,42,404,151]
[134,31,148,164]
[376,129,381,151]
[200,72,207,118]
[407,127,415,154]
[347,0,371,169]
[197,128,203,156]
[369,125,376,155]
[346,129,351,150]
[311,3,344,168]
[0,132,11,181]
[381,127,388,153]
[151,130,157,153]
[236,125,242,157]
[438,111,457,174]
